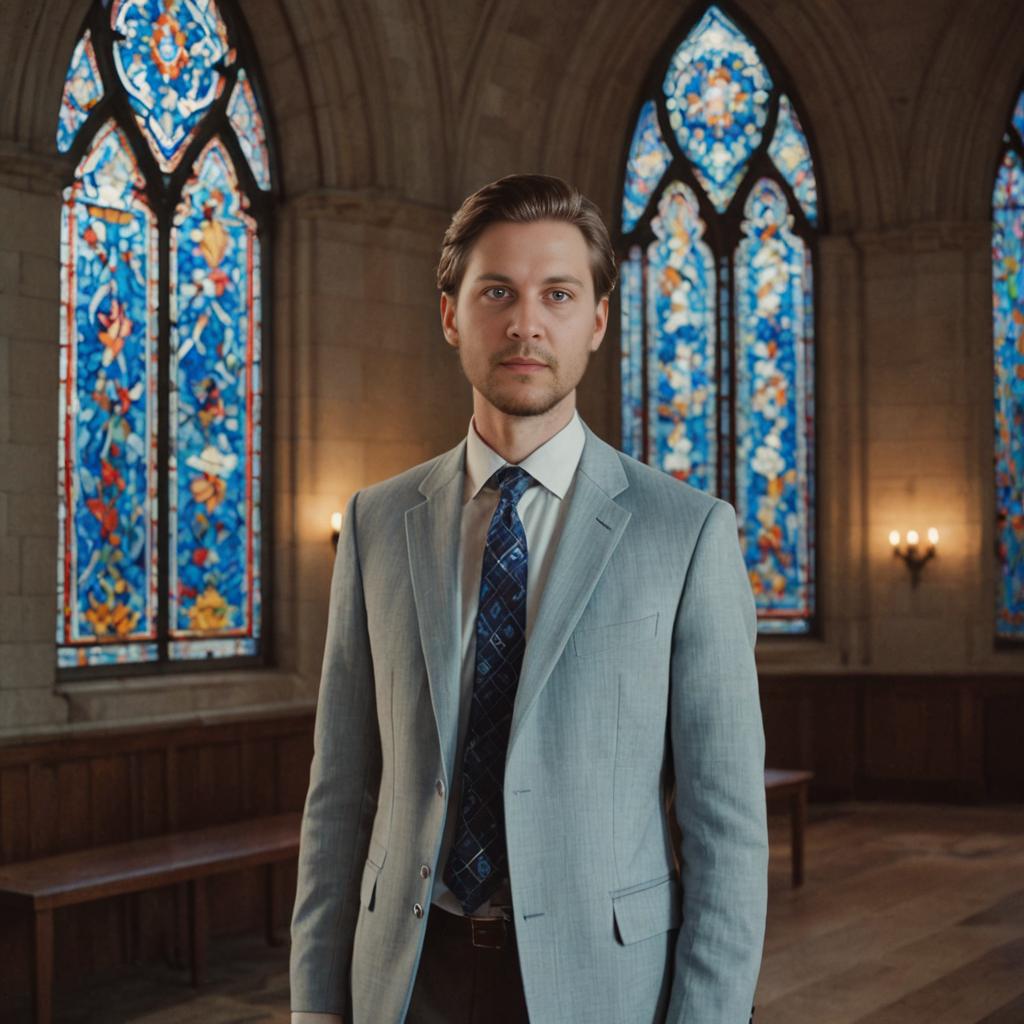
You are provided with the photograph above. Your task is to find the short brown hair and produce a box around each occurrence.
[436,174,617,299]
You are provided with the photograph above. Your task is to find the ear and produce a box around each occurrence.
[440,292,459,347]
[589,295,610,352]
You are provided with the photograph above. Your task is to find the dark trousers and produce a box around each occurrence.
[406,907,531,1023]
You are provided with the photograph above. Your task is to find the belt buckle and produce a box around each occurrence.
[469,915,507,949]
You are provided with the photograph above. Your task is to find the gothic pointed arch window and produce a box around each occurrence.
[55,0,274,671]
[993,83,1024,641]
[618,4,819,635]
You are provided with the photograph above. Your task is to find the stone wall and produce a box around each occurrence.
[1,0,1023,737]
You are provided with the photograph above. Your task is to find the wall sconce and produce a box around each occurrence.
[331,511,343,550]
[889,527,939,587]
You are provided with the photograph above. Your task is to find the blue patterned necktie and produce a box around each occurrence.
[443,465,535,914]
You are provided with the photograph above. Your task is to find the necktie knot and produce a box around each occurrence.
[493,465,534,509]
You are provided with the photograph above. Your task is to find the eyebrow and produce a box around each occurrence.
[474,273,586,287]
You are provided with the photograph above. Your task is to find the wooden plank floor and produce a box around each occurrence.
[24,802,1024,1023]
[758,802,1024,1023]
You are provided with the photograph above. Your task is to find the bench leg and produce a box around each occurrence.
[790,785,807,887]
[265,863,282,947]
[32,907,53,1024]
[187,878,208,987]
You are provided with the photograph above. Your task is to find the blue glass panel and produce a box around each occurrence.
[717,254,733,501]
[622,101,671,233]
[1012,89,1024,146]
[57,121,160,666]
[994,147,1024,209]
[734,179,814,633]
[169,140,262,657]
[111,0,231,171]
[768,94,818,226]
[645,182,717,489]
[993,149,1024,639]
[57,32,104,153]
[620,246,644,457]
[227,69,271,191]
[662,5,773,212]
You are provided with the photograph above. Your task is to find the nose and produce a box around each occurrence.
[506,295,544,340]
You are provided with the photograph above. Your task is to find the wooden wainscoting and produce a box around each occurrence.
[760,673,1024,803]
[1,675,1021,1011]
[0,708,315,1008]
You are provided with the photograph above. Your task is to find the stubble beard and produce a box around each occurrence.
[461,348,591,418]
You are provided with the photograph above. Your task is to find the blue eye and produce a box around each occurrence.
[549,290,570,302]
[485,286,510,299]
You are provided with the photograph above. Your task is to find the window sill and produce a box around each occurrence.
[36,668,318,736]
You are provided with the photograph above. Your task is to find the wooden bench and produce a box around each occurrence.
[0,812,301,1024]
[765,768,814,887]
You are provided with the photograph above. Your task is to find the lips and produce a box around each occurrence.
[500,360,548,368]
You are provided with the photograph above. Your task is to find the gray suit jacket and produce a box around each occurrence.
[290,419,768,1023]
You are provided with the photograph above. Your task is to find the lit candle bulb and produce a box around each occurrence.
[927,527,939,546]
[330,511,343,534]
[907,529,919,547]
[889,530,901,548]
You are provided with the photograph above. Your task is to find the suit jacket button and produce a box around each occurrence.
[420,864,431,879]
[435,780,445,798]
[413,903,424,918]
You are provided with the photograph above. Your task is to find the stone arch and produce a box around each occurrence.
[0,0,89,147]
[276,0,451,203]
[907,0,1024,223]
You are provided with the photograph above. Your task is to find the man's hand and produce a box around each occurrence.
[291,1014,343,1023]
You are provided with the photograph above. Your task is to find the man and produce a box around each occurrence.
[290,175,768,1024]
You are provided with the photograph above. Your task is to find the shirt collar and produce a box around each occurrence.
[465,409,585,501]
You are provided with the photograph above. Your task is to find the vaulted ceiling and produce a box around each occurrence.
[3,0,1022,227]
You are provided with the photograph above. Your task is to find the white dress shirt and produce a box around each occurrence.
[431,409,586,917]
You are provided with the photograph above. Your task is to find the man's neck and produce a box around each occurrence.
[471,395,575,464]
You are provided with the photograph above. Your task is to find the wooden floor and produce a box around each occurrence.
[758,802,1024,1023]
[31,802,1024,1024]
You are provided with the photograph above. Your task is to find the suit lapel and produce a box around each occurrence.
[405,423,631,776]
[508,423,631,757]
[405,441,466,785]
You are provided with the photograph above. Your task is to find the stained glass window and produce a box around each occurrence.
[58,122,160,665]
[618,4,819,635]
[56,1,272,672]
[111,0,231,172]
[993,90,1024,641]
[768,95,818,227]
[662,6,773,213]
[622,101,672,234]
[735,180,814,627]
[228,70,272,191]
[646,182,717,494]
[169,141,262,660]
[57,32,104,153]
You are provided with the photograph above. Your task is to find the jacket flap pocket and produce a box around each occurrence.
[359,858,381,911]
[573,612,659,659]
[612,874,681,945]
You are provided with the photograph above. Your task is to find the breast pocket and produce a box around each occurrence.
[611,873,681,945]
[573,612,659,659]
[359,838,387,912]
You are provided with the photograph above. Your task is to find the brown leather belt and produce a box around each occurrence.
[433,906,515,950]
